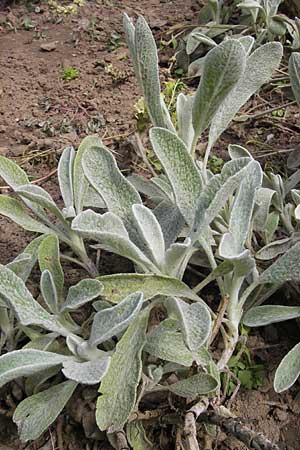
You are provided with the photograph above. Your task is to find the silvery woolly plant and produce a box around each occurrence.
[0,234,148,441]
[0,13,298,450]
[179,0,298,75]
[0,136,108,277]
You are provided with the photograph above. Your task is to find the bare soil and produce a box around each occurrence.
[0,1,300,449]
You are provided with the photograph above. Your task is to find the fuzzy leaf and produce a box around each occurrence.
[150,128,202,226]
[258,242,300,285]
[7,236,46,281]
[83,185,106,209]
[82,145,141,235]
[0,196,52,234]
[96,308,150,432]
[171,298,211,352]
[40,270,58,314]
[134,16,174,131]
[0,156,29,188]
[176,93,195,151]
[192,39,246,140]
[219,160,262,259]
[243,305,300,327]
[90,292,143,346]
[128,174,169,202]
[58,146,75,217]
[16,184,66,223]
[167,373,218,397]
[0,266,69,336]
[164,239,193,278]
[289,52,300,106]
[256,237,294,260]
[253,188,276,231]
[13,380,77,441]
[209,42,283,147]
[145,320,210,367]
[191,158,252,241]
[132,204,165,266]
[97,273,201,303]
[72,210,157,273]
[62,357,111,385]
[228,144,252,160]
[0,349,68,388]
[61,279,104,312]
[38,235,64,302]
[123,13,141,86]
[73,135,103,214]
[153,201,185,249]
[274,342,300,392]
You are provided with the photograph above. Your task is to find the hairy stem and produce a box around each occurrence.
[198,412,281,450]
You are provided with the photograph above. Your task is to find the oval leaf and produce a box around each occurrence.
[0,349,68,388]
[167,373,218,397]
[243,305,300,327]
[274,342,300,393]
[13,380,77,442]
[89,292,144,346]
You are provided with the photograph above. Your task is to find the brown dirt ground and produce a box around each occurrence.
[0,1,300,449]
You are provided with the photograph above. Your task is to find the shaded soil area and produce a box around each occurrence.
[0,1,300,449]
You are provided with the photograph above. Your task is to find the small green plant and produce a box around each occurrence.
[22,18,36,30]
[107,32,123,52]
[62,66,79,81]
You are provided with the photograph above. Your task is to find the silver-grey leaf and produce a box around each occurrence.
[176,93,195,151]
[0,266,69,336]
[191,158,252,241]
[153,201,185,249]
[253,187,276,231]
[0,349,68,388]
[38,234,64,303]
[170,298,211,352]
[228,144,252,160]
[62,357,111,385]
[97,273,201,304]
[82,144,141,235]
[167,372,218,397]
[134,16,175,131]
[72,210,157,273]
[73,135,103,214]
[192,39,246,141]
[209,42,283,147]
[58,146,76,218]
[132,204,165,267]
[61,279,104,312]
[256,237,294,260]
[164,239,193,279]
[13,380,77,441]
[145,319,209,367]
[258,242,300,285]
[150,128,202,226]
[7,235,46,281]
[16,184,67,224]
[0,155,29,189]
[89,292,143,346]
[96,308,149,432]
[0,196,52,234]
[289,52,300,106]
[40,270,59,314]
[243,305,300,327]
[274,342,300,392]
[219,160,262,259]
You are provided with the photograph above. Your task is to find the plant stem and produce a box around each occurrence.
[198,412,281,450]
